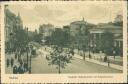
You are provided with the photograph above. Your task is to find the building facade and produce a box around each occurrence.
[39,23,54,37]
[5,6,23,51]
[69,18,123,56]
[89,23,123,56]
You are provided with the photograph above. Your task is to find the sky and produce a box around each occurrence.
[7,2,123,31]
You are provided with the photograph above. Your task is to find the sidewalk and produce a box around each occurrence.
[40,46,123,71]
[74,50,123,65]
[5,53,31,74]
[74,54,123,71]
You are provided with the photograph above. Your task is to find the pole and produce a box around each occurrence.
[10,35,12,54]
[27,47,28,71]
[59,62,61,74]
[89,33,91,59]
[29,54,31,74]
[58,48,61,74]
[108,56,110,67]
[26,28,29,72]
[113,50,115,59]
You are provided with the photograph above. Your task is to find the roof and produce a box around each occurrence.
[97,24,121,29]
[70,20,96,28]
[89,27,122,34]
[70,21,86,25]
[115,35,123,40]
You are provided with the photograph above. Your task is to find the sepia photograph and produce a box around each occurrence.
[4,3,123,74]
[0,1,127,83]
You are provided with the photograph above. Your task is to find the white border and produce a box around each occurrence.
[0,1,127,83]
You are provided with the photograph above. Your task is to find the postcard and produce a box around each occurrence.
[0,1,127,83]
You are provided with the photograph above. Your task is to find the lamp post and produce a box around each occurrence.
[88,33,91,59]
[29,51,31,74]
[93,44,96,59]
[29,45,33,74]
[26,46,29,72]
[108,56,110,67]
[83,45,86,60]
[26,28,29,72]
[9,32,13,53]
[100,50,102,61]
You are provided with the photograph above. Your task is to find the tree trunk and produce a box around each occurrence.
[27,47,29,71]
[88,34,91,59]
[89,48,91,59]
[108,56,110,67]
[58,57,61,74]
[83,51,85,60]
[29,55,31,74]
[58,64,61,74]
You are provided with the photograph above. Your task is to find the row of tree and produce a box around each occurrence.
[37,25,119,57]
[34,24,118,73]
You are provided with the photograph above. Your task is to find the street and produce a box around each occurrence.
[5,46,122,74]
[31,47,122,73]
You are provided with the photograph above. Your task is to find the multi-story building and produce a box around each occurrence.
[89,23,123,55]
[70,18,86,36]
[5,6,23,51]
[39,23,54,38]
[69,17,123,56]
[69,18,96,49]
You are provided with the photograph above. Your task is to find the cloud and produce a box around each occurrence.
[7,2,123,31]
[34,5,66,22]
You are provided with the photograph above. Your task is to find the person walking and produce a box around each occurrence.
[15,52,18,59]
[13,65,17,74]
[19,59,23,66]
[11,57,14,67]
[7,58,10,67]
[24,62,28,72]
[18,65,24,74]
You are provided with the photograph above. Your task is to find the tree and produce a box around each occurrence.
[46,46,73,74]
[50,28,70,47]
[101,31,114,63]
[76,24,90,60]
[45,36,51,45]
[12,28,28,55]
[33,33,42,44]
[46,28,73,73]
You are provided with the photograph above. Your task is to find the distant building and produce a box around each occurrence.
[89,23,123,55]
[63,25,70,33]
[70,18,96,37]
[69,18,96,50]
[39,23,54,37]
[70,18,87,36]
[69,17,122,56]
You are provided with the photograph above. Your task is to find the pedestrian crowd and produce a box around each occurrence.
[6,47,37,74]
[6,52,29,74]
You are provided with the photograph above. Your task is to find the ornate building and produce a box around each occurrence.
[5,6,23,51]
[89,23,123,55]
[69,17,123,56]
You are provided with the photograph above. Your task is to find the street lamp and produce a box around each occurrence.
[88,33,91,59]
[108,56,110,67]
[29,45,33,74]
[26,46,29,72]
[93,44,96,59]
[9,32,13,53]
[26,28,29,73]
[99,50,102,61]
[29,51,31,74]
